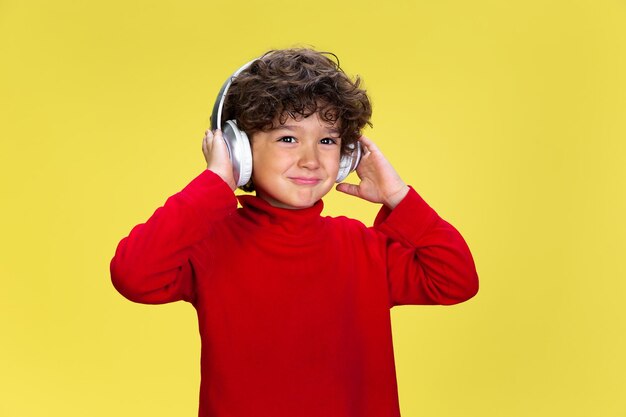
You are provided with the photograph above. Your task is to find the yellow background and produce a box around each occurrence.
[1,0,625,416]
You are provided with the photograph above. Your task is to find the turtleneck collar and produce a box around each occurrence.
[236,195,325,237]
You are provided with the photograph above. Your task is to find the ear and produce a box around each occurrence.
[336,142,362,182]
[223,120,253,187]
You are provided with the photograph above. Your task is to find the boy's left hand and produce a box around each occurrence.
[336,136,409,209]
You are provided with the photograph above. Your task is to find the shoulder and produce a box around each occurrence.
[323,213,366,229]
[321,213,384,243]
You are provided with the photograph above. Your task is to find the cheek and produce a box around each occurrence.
[254,149,297,172]
[323,153,341,174]
[251,154,291,186]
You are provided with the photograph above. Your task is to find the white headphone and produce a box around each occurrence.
[210,59,361,188]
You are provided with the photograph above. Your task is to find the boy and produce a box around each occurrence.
[111,48,478,417]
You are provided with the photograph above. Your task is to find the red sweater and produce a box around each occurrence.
[111,170,478,417]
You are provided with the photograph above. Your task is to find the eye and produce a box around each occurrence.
[320,137,339,145]
[278,136,296,143]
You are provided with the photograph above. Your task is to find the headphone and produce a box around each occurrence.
[210,59,361,188]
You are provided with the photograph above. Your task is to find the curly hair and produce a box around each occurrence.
[221,48,373,158]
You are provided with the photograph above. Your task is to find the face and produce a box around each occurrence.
[250,113,342,209]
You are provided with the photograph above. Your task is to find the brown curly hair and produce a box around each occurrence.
[222,48,373,158]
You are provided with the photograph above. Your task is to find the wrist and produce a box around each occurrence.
[207,167,237,191]
[383,184,410,209]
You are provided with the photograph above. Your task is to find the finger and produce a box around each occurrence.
[335,182,360,198]
[358,135,377,154]
[212,129,228,153]
[202,130,212,154]
[213,129,224,145]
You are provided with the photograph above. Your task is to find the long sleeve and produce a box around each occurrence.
[110,170,238,304]
[374,187,479,306]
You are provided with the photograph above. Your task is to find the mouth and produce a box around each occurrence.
[289,177,322,185]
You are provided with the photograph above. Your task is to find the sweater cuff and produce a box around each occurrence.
[373,186,440,246]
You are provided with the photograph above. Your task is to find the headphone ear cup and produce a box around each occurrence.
[336,141,362,183]
[222,120,253,187]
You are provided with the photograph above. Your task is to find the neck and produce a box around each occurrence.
[236,194,325,237]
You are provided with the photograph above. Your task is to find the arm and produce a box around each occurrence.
[374,189,478,306]
[337,136,478,306]
[110,170,237,304]
[110,130,238,304]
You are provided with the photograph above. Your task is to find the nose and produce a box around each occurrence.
[298,143,320,169]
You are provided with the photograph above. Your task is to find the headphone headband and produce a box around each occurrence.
[210,59,256,131]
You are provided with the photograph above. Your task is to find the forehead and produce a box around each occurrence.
[270,112,341,135]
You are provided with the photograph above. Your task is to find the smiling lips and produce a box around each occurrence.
[289,177,322,185]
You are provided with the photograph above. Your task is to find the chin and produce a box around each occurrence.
[255,180,334,209]
[278,197,318,210]
[290,200,318,209]
[258,190,324,210]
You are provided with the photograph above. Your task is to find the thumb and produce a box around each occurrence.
[212,129,231,159]
[336,182,360,198]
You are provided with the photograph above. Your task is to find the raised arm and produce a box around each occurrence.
[374,189,479,306]
[337,135,478,306]
[110,130,238,304]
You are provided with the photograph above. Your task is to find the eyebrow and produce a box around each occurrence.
[272,124,341,135]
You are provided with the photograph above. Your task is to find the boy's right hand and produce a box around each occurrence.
[202,129,237,191]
